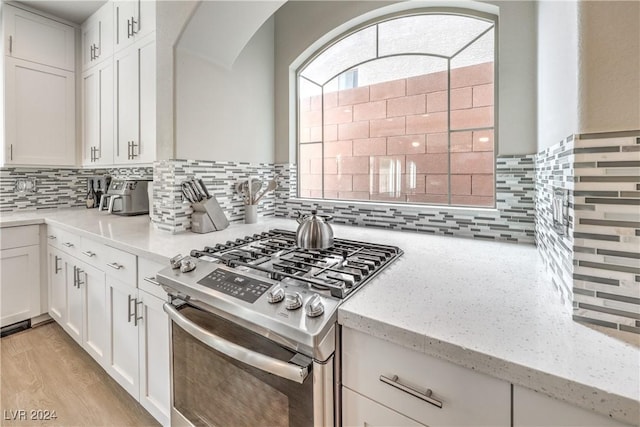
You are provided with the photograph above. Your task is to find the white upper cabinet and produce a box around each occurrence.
[3,4,75,71]
[114,34,155,164]
[82,59,115,166]
[2,4,76,167]
[4,57,76,166]
[81,2,113,71]
[114,0,155,52]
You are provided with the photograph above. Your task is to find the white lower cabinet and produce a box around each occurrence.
[343,387,423,427]
[0,224,41,328]
[46,228,169,426]
[513,385,632,427]
[81,262,107,365]
[137,287,170,425]
[106,276,140,397]
[342,327,510,427]
[48,246,67,324]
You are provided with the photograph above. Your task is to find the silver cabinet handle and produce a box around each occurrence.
[48,235,56,240]
[134,299,143,326]
[379,375,443,409]
[9,144,12,161]
[127,294,135,323]
[82,251,95,258]
[163,303,310,384]
[62,242,74,248]
[54,256,62,274]
[73,266,78,288]
[107,262,123,270]
[143,276,160,286]
[9,35,12,54]
[76,268,84,287]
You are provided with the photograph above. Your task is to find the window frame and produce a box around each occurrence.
[295,8,499,209]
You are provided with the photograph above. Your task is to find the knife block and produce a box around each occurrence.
[191,196,229,233]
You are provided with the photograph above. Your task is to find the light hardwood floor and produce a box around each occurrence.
[1,322,159,426]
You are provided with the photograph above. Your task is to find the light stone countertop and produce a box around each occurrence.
[1,209,638,425]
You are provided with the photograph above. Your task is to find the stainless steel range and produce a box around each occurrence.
[157,229,402,427]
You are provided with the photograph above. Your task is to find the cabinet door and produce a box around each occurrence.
[343,387,423,427]
[3,4,75,71]
[82,60,114,166]
[81,2,113,71]
[4,57,75,166]
[114,34,155,165]
[64,263,84,345]
[81,15,100,70]
[106,276,140,399]
[80,261,107,366]
[137,36,156,163]
[138,289,170,425]
[0,245,40,327]
[114,44,139,164]
[513,385,632,427]
[114,0,155,52]
[48,247,66,324]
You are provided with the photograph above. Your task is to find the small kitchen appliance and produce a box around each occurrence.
[156,229,402,426]
[296,210,334,249]
[98,178,151,216]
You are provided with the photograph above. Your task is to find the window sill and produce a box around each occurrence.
[286,197,500,216]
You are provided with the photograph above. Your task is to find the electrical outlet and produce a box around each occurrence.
[14,177,37,194]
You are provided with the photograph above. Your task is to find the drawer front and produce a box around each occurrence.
[78,236,109,270]
[100,244,137,285]
[342,328,510,427]
[343,387,424,427]
[1,225,39,249]
[138,257,167,300]
[49,227,81,257]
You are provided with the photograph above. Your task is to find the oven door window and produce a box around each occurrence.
[171,305,314,427]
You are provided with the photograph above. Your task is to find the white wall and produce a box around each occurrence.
[536,0,578,150]
[155,0,200,160]
[577,1,640,134]
[175,17,275,164]
[274,0,538,162]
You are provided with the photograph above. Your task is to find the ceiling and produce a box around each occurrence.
[15,0,107,24]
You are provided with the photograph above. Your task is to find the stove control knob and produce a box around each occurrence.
[170,254,184,269]
[180,258,197,273]
[267,285,285,304]
[284,292,303,310]
[305,295,324,318]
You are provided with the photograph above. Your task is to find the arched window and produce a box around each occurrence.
[297,11,496,207]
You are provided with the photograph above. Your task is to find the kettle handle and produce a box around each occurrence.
[296,210,303,224]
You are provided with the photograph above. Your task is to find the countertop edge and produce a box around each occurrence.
[338,310,639,426]
[0,217,45,227]
[39,216,170,265]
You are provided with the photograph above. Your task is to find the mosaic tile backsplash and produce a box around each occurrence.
[152,160,277,233]
[535,136,575,308]
[536,133,640,334]
[0,166,152,213]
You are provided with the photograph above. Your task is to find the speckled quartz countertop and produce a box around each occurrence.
[1,209,638,425]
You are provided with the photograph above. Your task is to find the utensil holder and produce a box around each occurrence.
[244,205,258,224]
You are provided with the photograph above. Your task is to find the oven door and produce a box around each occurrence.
[164,302,333,427]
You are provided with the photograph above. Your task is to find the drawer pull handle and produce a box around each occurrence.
[379,375,443,409]
[62,242,74,248]
[48,235,57,240]
[143,276,160,286]
[107,262,123,270]
[82,251,96,258]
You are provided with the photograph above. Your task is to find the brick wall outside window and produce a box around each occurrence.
[298,62,495,207]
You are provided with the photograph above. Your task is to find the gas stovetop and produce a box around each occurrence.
[189,229,402,299]
[156,229,402,358]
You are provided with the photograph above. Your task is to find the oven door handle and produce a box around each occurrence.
[163,303,310,384]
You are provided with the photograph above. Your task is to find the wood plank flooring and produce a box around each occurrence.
[1,322,159,426]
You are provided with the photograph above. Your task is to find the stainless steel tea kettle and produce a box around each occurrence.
[296,210,334,249]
